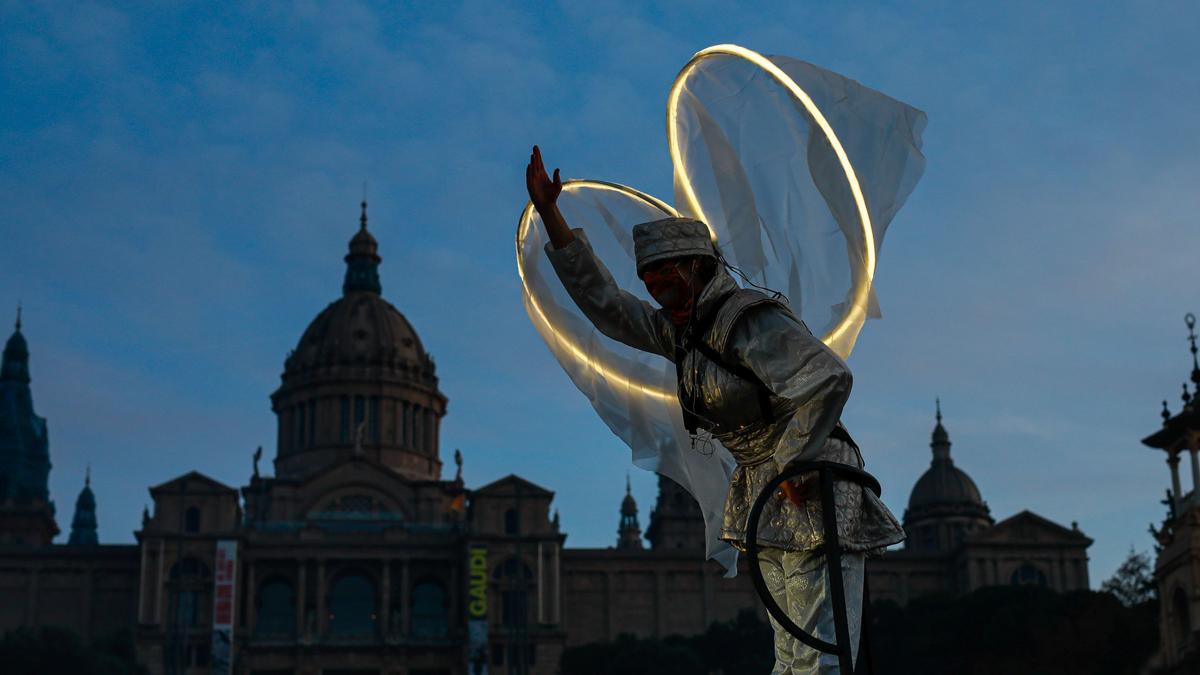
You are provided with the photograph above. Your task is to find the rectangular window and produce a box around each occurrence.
[340,396,350,442]
[403,403,411,447]
[308,399,317,447]
[297,404,306,450]
[369,396,380,442]
[389,399,398,444]
[414,406,423,453]
[354,396,365,428]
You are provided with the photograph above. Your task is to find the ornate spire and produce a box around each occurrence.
[1187,313,1199,388]
[617,473,643,550]
[931,398,952,462]
[2,306,30,383]
[68,470,98,546]
[0,309,50,508]
[343,199,382,295]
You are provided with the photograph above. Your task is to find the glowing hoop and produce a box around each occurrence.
[667,44,876,352]
[516,180,679,401]
[517,44,878,399]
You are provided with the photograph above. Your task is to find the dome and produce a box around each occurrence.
[284,294,431,376]
[280,200,435,381]
[271,201,447,482]
[908,462,985,511]
[906,402,990,516]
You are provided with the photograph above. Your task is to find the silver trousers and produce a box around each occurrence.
[759,548,865,675]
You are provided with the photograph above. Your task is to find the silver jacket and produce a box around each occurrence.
[547,230,904,553]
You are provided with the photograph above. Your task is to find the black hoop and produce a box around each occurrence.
[745,460,881,674]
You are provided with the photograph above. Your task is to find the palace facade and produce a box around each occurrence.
[0,204,1090,674]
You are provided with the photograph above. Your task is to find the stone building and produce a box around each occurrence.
[867,402,1092,604]
[1140,314,1200,674]
[0,203,1093,674]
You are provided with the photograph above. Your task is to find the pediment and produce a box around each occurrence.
[149,471,237,496]
[969,510,1091,545]
[474,474,554,498]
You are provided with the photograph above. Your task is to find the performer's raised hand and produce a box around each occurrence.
[525,145,574,249]
[526,145,562,209]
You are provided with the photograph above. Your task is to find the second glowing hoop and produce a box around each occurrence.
[516,179,680,401]
[667,44,876,356]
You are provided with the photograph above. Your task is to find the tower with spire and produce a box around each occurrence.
[616,475,643,550]
[271,201,448,481]
[903,399,993,553]
[68,468,98,546]
[0,306,59,546]
[1142,313,1200,672]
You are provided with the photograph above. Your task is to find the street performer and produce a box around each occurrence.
[526,145,905,674]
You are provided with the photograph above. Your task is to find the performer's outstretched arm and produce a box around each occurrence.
[527,146,674,357]
[526,145,574,250]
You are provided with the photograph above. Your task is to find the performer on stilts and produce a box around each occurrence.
[518,46,926,674]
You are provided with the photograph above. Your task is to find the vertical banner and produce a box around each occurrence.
[466,545,488,675]
[211,539,238,674]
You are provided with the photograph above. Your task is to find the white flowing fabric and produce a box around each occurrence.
[516,49,926,574]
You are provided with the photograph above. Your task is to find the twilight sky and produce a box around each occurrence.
[3,1,1199,587]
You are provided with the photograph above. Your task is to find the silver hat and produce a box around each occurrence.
[632,217,716,276]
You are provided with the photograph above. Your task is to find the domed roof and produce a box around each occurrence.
[908,462,985,510]
[907,401,987,512]
[287,294,428,373]
[282,201,434,378]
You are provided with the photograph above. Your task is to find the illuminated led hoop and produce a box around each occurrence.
[516,179,679,402]
[667,44,876,351]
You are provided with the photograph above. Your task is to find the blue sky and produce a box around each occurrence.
[3,1,1199,587]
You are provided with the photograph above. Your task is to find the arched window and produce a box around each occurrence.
[184,506,201,533]
[328,573,376,636]
[411,580,449,638]
[504,508,520,535]
[256,577,296,637]
[1174,587,1191,645]
[1010,562,1048,587]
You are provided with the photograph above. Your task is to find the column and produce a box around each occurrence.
[83,569,94,640]
[604,572,615,641]
[1189,442,1200,496]
[296,560,307,638]
[403,403,412,448]
[316,559,326,636]
[245,562,257,633]
[536,542,545,624]
[553,543,561,624]
[138,542,151,623]
[1169,451,1183,510]
[654,571,666,637]
[26,567,39,625]
[380,560,391,636]
[156,540,166,623]
[400,560,411,636]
